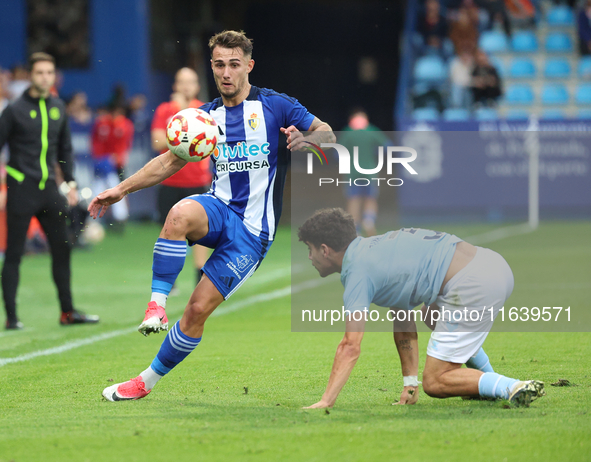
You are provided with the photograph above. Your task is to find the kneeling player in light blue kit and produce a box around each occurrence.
[88,30,334,401]
[298,208,545,408]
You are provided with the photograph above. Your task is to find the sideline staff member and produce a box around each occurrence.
[0,52,99,329]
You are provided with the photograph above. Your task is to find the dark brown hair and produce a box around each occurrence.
[208,30,253,58]
[28,52,55,71]
[298,208,357,251]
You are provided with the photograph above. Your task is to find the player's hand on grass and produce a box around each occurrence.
[393,386,419,405]
[302,400,333,409]
[88,187,125,219]
[281,125,306,151]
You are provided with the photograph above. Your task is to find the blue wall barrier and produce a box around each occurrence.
[0,0,172,108]
[395,119,591,219]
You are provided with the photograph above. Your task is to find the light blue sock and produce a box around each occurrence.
[150,321,201,377]
[151,238,187,305]
[478,372,519,399]
[466,347,494,373]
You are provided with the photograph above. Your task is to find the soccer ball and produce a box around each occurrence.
[84,222,105,244]
[166,108,218,162]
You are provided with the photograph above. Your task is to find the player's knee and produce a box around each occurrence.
[162,205,192,238]
[422,372,444,398]
[184,299,212,325]
[337,340,361,359]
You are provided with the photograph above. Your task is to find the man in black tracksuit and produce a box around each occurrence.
[0,52,99,329]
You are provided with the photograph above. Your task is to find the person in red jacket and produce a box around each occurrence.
[111,105,134,179]
[151,67,212,286]
[91,106,128,228]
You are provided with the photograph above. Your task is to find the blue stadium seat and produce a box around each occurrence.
[505,84,534,105]
[505,109,530,120]
[511,31,538,52]
[541,109,567,119]
[577,57,591,78]
[545,32,573,52]
[474,108,498,120]
[509,58,536,78]
[412,108,439,121]
[541,84,569,105]
[575,84,591,104]
[489,56,506,77]
[414,56,447,83]
[443,108,470,121]
[577,109,591,119]
[546,6,575,27]
[544,59,571,79]
[479,31,509,53]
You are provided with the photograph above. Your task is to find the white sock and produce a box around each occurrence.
[150,292,168,308]
[140,366,163,390]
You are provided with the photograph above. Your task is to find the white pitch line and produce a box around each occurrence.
[464,223,535,246]
[0,274,331,368]
[0,327,137,367]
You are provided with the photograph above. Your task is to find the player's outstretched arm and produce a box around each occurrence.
[303,318,365,409]
[88,150,186,219]
[392,307,420,405]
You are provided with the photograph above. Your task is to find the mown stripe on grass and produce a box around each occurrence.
[0,277,331,367]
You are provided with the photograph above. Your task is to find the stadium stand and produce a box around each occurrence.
[403,1,589,121]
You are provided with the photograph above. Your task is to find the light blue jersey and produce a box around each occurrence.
[341,228,462,312]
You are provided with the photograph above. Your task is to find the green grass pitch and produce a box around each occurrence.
[0,221,589,461]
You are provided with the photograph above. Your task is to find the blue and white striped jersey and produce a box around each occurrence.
[200,86,315,241]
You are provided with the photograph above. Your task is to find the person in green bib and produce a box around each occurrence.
[337,108,392,236]
[0,52,98,329]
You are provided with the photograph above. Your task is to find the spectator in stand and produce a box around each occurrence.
[67,92,93,189]
[67,92,94,245]
[418,0,448,53]
[151,67,212,288]
[578,0,591,56]
[128,94,151,160]
[476,0,512,36]
[471,50,502,107]
[111,104,134,180]
[449,7,479,54]
[506,0,536,27]
[7,65,29,101]
[450,50,475,108]
[447,0,481,25]
[0,76,8,114]
[90,106,129,231]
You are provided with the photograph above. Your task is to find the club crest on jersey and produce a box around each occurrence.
[248,113,260,131]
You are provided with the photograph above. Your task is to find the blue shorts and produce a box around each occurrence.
[187,194,269,299]
[346,181,379,199]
